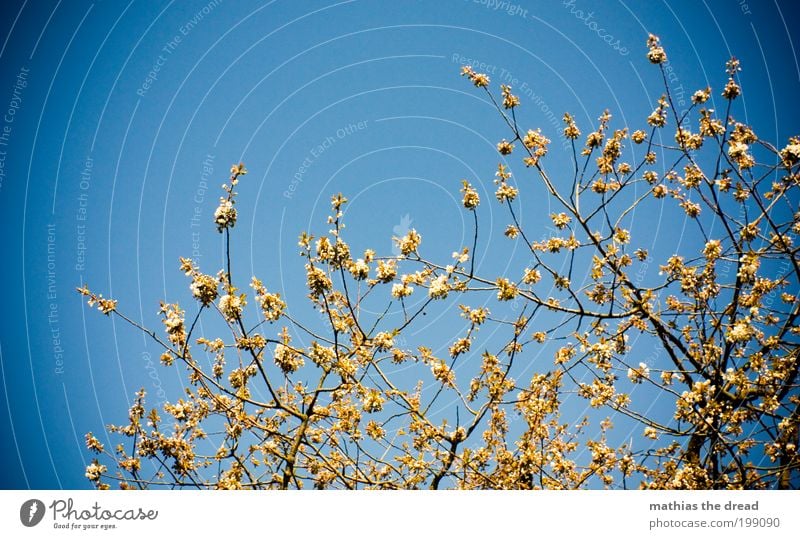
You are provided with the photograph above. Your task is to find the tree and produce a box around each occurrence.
[79,35,800,489]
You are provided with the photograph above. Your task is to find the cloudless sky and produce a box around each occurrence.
[0,0,798,488]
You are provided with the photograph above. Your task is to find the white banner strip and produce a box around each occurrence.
[1,490,798,538]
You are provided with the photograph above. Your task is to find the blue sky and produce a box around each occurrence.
[0,0,798,488]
